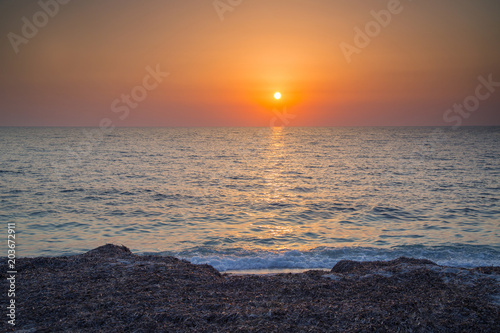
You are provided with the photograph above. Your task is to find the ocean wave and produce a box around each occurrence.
[166,244,500,272]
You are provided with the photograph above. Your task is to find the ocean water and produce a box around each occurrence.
[1,127,499,271]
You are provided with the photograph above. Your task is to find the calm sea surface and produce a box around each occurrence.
[1,127,499,270]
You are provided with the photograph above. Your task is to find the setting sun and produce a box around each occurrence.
[274,92,281,100]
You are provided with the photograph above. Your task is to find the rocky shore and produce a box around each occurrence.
[2,244,499,332]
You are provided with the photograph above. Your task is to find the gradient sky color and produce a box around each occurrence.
[1,0,499,127]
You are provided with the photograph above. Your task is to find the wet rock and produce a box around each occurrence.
[2,246,498,332]
[83,244,133,257]
[331,257,437,274]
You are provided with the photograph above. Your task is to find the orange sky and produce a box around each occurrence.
[1,0,499,126]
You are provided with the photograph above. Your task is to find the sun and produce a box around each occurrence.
[274,92,281,100]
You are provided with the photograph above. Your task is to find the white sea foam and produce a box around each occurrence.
[176,245,500,272]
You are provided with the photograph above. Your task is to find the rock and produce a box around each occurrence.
[331,257,437,273]
[83,244,133,257]
[6,247,499,332]
[331,260,365,273]
[322,274,342,281]
[392,257,436,266]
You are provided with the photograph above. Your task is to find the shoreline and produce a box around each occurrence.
[20,242,500,271]
[225,268,330,275]
[2,244,499,332]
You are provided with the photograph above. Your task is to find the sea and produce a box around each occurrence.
[1,127,499,272]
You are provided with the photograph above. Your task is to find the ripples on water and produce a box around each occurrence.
[1,127,499,269]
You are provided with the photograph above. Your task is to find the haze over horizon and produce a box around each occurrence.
[1,0,499,127]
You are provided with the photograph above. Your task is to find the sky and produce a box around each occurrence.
[0,0,499,127]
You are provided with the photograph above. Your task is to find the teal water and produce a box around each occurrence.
[1,127,499,270]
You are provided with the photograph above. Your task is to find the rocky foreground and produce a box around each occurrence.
[2,244,499,332]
